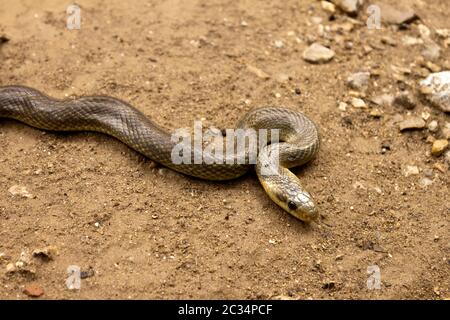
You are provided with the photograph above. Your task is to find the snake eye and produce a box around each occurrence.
[287,201,297,211]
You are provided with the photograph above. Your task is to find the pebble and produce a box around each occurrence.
[8,185,33,198]
[5,263,16,273]
[433,163,447,173]
[424,61,442,73]
[347,72,370,91]
[338,101,348,111]
[246,64,270,79]
[275,73,290,83]
[420,71,450,113]
[370,109,382,118]
[377,2,417,25]
[393,91,416,110]
[381,36,397,46]
[398,117,426,131]
[274,40,284,48]
[436,29,450,38]
[302,43,335,64]
[418,24,431,39]
[370,94,394,107]
[402,36,423,46]
[32,246,58,261]
[444,151,450,163]
[331,0,363,16]
[403,165,419,177]
[321,1,336,13]
[442,123,450,139]
[431,140,449,157]
[351,97,367,108]
[421,39,441,61]
[23,283,44,298]
[418,177,433,188]
[427,120,439,132]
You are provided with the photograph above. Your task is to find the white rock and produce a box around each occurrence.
[402,36,423,46]
[420,71,450,113]
[427,120,439,132]
[347,72,370,91]
[351,97,367,108]
[418,177,433,188]
[8,185,33,198]
[302,43,335,64]
[403,165,419,177]
[331,0,364,15]
[421,39,441,61]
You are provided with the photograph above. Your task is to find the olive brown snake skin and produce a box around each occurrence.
[0,85,320,222]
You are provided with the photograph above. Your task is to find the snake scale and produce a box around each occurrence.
[0,85,320,222]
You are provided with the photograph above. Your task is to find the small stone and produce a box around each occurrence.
[436,29,450,38]
[331,0,364,16]
[322,280,336,290]
[32,246,58,261]
[393,92,416,110]
[381,36,397,46]
[8,185,33,198]
[23,283,44,298]
[377,2,417,25]
[370,94,394,107]
[321,1,336,13]
[399,117,425,131]
[275,73,290,83]
[418,177,433,188]
[403,165,419,177]
[6,263,16,273]
[431,140,449,157]
[80,268,95,279]
[0,252,7,263]
[302,43,335,64]
[421,111,431,121]
[246,65,270,79]
[370,109,382,118]
[424,61,442,73]
[402,36,423,46]
[444,151,450,163]
[421,39,441,61]
[442,123,450,139]
[351,97,367,108]
[274,40,284,48]
[335,254,344,261]
[420,71,450,113]
[347,72,370,91]
[418,24,431,39]
[427,120,439,132]
[338,102,348,111]
[433,162,447,173]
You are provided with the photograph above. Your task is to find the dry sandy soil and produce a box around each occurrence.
[0,0,449,299]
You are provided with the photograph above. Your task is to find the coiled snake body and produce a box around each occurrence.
[0,85,320,222]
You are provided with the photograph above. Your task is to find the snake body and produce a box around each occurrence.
[0,85,320,221]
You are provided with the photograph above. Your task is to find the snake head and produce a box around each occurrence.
[258,166,319,223]
[279,189,318,223]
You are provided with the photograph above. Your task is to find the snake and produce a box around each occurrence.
[0,85,320,222]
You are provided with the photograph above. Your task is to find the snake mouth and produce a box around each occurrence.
[296,207,319,223]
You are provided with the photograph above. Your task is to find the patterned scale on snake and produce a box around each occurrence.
[0,85,320,222]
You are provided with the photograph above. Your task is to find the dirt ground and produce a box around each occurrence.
[0,0,449,300]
